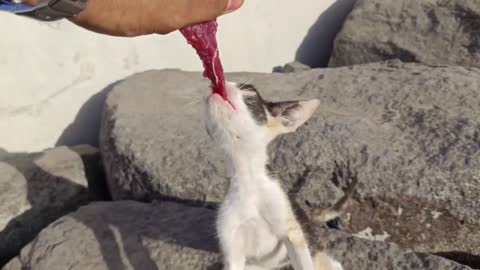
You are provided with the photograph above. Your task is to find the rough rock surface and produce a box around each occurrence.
[100,62,480,259]
[329,0,480,68]
[314,229,474,270]
[5,201,220,270]
[0,145,108,267]
[0,147,7,157]
[283,61,312,73]
[100,69,344,205]
[4,201,473,270]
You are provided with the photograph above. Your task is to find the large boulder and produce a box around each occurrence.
[329,0,480,68]
[5,201,220,270]
[0,147,7,157]
[0,145,108,267]
[99,69,346,205]
[100,61,480,259]
[4,201,473,270]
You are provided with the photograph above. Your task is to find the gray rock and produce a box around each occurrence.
[0,148,7,158]
[100,62,480,258]
[283,61,312,73]
[4,201,472,270]
[100,69,343,205]
[5,201,220,270]
[313,228,474,270]
[329,0,480,68]
[0,145,108,267]
[341,196,480,269]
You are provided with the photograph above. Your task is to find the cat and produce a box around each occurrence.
[205,82,344,270]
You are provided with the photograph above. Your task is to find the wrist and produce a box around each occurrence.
[17,0,90,21]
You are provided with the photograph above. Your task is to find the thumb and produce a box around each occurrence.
[223,0,245,14]
[176,0,244,28]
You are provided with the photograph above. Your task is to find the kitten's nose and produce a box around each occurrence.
[208,91,236,110]
[208,92,227,104]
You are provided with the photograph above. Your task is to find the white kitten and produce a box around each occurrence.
[205,82,344,270]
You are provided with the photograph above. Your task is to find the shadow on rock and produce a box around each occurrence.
[295,0,357,68]
[8,201,222,270]
[0,146,109,267]
[433,251,480,270]
[55,80,122,147]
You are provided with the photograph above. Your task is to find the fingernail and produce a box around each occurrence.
[225,0,244,13]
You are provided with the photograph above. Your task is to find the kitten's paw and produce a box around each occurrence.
[329,259,343,270]
[314,252,343,270]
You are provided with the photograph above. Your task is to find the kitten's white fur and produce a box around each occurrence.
[205,82,343,270]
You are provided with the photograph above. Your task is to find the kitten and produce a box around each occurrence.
[205,82,344,270]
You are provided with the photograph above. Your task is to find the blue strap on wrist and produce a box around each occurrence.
[0,0,37,13]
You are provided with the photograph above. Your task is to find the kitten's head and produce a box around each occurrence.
[205,82,319,154]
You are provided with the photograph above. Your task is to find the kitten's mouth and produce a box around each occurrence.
[210,93,236,110]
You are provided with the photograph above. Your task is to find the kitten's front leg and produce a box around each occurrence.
[222,245,246,270]
[218,220,247,270]
[283,218,315,270]
[223,257,246,270]
[313,252,344,270]
[261,191,315,270]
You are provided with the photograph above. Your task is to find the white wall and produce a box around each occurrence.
[0,0,355,152]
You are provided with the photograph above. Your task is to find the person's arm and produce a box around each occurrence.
[23,0,244,36]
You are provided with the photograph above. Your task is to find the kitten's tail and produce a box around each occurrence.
[308,172,359,224]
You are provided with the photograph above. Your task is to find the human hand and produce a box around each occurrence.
[22,0,244,36]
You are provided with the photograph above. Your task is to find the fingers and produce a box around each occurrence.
[151,0,245,33]
[224,0,245,14]
[180,0,245,21]
[71,0,245,37]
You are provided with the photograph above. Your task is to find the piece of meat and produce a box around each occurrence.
[180,20,228,101]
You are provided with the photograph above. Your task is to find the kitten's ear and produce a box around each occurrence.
[267,99,320,134]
